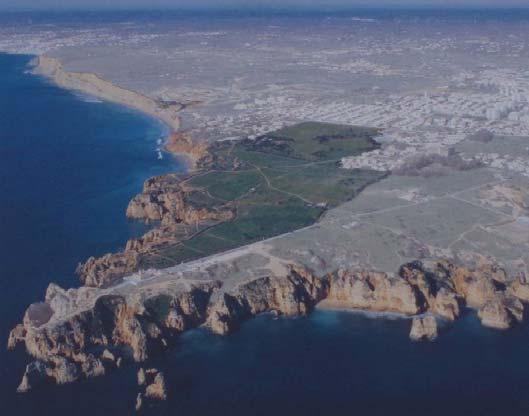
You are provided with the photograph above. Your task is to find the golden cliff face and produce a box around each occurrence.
[125,173,233,225]
[10,282,219,392]
[76,173,234,288]
[9,258,529,392]
[206,265,329,335]
[324,269,422,315]
[165,132,211,167]
[410,315,438,341]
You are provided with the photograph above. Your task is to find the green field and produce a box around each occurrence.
[139,122,386,268]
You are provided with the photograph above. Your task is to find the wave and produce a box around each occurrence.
[318,305,411,320]
[351,17,377,23]
[73,92,103,104]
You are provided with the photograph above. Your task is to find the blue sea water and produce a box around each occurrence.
[0,53,183,412]
[3,10,529,415]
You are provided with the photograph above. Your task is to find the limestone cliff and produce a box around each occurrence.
[77,252,140,288]
[322,269,422,315]
[9,258,529,391]
[409,315,438,341]
[126,173,233,226]
[165,132,211,167]
[77,174,234,288]
[10,282,218,392]
[206,265,328,335]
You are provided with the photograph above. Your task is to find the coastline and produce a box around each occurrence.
[10,54,529,402]
[0,52,192,406]
[34,55,212,173]
[4,11,529,415]
[34,55,181,135]
[33,55,215,171]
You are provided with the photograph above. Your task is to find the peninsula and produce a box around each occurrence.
[7,54,529,397]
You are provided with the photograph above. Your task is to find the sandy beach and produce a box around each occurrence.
[35,55,182,133]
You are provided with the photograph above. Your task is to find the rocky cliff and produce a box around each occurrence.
[125,174,232,226]
[409,315,438,341]
[10,258,529,392]
[206,265,328,335]
[165,132,211,167]
[9,281,219,392]
[76,173,234,288]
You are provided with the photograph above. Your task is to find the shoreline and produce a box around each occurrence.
[34,54,212,177]
[33,55,213,171]
[34,55,182,142]
[10,54,529,399]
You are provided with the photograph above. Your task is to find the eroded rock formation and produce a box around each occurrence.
[409,315,438,341]
[135,367,168,410]
[144,369,167,401]
[207,265,328,335]
[478,294,524,330]
[323,269,422,315]
[9,282,219,392]
[126,174,233,226]
[9,258,529,391]
[165,132,211,167]
[77,252,140,288]
[76,173,234,288]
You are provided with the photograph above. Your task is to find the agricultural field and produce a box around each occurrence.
[140,122,385,268]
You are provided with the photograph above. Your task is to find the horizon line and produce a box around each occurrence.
[2,5,529,13]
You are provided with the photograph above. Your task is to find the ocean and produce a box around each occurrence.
[0,53,182,413]
[2,10,529,415]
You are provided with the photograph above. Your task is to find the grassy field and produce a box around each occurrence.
[139,122,386,268]
[240,121,381,161]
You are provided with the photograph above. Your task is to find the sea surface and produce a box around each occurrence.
[0,53,182,412]
[2,11,529,415]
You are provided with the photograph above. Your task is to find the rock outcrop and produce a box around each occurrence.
[321,261,461,320]
[9,258,529,393]
[144,369,167,400]
[323,269,421,315]
[77,252,140,288]
[398,261,461,320]
[17,361,49,393]
[165,132,211,167]
[7,324,26,350]
[207,265,327,335]
[452,265,500,308]
[509,276,529,302]
[137,367,146,386]
[126,174,233,226]
[76,174,235,288]
[135,393,143,412]
[10,282,218,391]
[135,368,168,411]
[409,315,438,341]
[478,294,524,330]
[17,355,81,393]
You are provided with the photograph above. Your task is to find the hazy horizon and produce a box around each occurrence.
[2,0,529,12]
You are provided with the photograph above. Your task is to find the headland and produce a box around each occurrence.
[8,54,529,407]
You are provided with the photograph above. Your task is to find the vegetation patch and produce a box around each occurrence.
[141,122,386,268]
